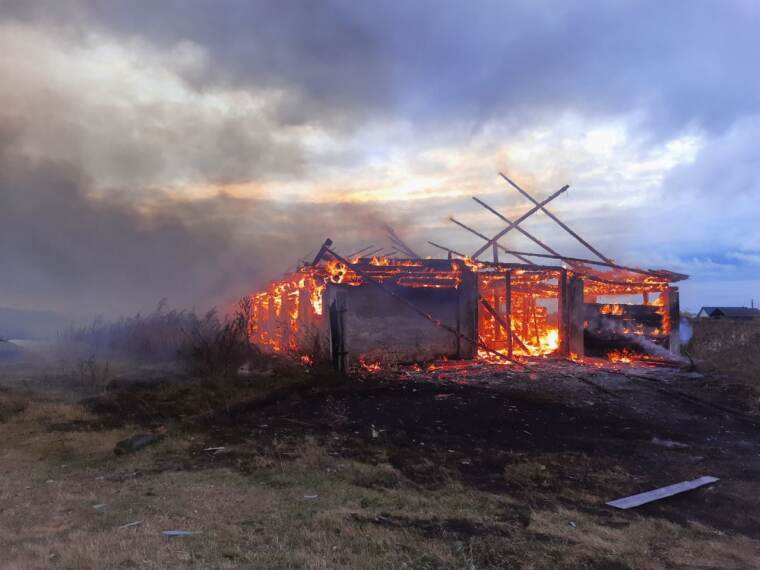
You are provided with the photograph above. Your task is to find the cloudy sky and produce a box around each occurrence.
[0,0,758,317]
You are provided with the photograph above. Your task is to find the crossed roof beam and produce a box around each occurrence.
[497,173,613,265]
[445,172,613,271]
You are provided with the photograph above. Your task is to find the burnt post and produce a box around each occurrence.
[566,275,585,357]
[281,288,293,351]
[311,238,333,266]
[505,269,513,358]
[666,286,681,353]
[329,291,347,372]
[457,260,479,359]
[558,269,567,356]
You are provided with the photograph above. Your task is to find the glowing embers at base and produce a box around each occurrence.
[607,349,634,364]
[358,357,383,373]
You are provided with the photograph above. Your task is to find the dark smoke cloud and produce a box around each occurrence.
[0,128,389,318]
[17,0,756,138]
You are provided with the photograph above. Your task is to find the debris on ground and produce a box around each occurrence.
[162,530,197,537]
[652,436,690,449]
[114,433,160,455]
[607,476,719,509]
[118,521,143,530]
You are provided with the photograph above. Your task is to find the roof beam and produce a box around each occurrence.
[499,172,612,264]
[471,184,569,259]
[471,197,580,268]
[449,217,532,264]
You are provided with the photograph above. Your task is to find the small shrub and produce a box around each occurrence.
[178,298,261,385]
[77,356,111,388]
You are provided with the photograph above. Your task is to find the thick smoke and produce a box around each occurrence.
[0,14,396,324]
[0,131,390,320]
[2,1,759,322]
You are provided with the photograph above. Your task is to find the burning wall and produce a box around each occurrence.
[248,257,478,368]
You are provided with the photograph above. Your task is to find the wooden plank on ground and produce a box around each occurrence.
[606,476,719,509]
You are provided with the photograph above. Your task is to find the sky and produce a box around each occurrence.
[0,0,758,318]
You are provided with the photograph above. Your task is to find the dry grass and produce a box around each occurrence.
[1,388,759,569]
[687,319,760,410]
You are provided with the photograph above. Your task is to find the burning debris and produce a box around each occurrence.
[247,174,687,370]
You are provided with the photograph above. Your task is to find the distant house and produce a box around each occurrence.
[697,307,760,320]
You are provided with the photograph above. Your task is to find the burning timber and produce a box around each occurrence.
[248,249,685,370]
[247,175,688,370]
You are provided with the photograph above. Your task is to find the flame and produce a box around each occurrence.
[310,282,325,316]
[600,304,624,316]
[462,256,482,271]
[326,259,348,284]
[607,349,633,364]
[369,256,391,266]
[477,270,564,358]
[247,252,676,367]
[569,352,583,363]
[540,328,560,352]
[358,357,382,372]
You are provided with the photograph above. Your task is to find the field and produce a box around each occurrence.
[685,319,760,411]
[1,347,760,570]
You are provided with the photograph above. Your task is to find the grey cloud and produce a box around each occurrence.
[666,116,760,199]
[0,128,390,318]
[0,66,307,189]
[36,1,755,139]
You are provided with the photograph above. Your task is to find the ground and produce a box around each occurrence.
[1,356,759,569]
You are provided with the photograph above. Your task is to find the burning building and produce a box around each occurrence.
[248,175,687,370]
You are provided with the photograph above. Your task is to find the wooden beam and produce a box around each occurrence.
[471,184,570,259]
[493,248,668,279]
[449,217,533,264]
[362,247,386,258]
[386,235,416,258]
[472,196,580,268]
[567,275,585,357]
[480,297,530,353]
[310,238,333,266]
[346,244,375,258]
[505,270,513,358]
[384,225,422,259]
[427,240,466,258]
[606,476,719,509]
[667,286,681,353]
[559,269,568,357]
[499,172,612,264]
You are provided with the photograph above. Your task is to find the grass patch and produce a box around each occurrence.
[687,319,760,410]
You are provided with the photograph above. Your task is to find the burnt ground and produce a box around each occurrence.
[84,359,760,542]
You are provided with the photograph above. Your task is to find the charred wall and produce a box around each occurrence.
[324,272,477,368]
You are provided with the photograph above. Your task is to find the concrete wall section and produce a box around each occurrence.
[324,283,461,366]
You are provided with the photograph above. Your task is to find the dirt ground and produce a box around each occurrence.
[1,357,759,569]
